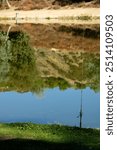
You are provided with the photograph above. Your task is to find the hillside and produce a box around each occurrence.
[0,24,100,51]
[0,24,100,93]
[0,0,100,10]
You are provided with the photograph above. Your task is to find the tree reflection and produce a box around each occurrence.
[0,29,100,94]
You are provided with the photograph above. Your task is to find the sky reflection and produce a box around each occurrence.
[0,87,100,128]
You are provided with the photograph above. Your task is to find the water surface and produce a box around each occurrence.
[0,87,99,128]
[0,23,100,128]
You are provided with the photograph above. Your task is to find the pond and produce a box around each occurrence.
[0,87,99,128]
[0,23,100,128]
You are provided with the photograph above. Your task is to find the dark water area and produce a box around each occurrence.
[0,23,100,128]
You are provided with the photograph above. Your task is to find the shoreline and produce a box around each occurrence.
[0,122,100,150]
[0,8,100,25]
[0,19,100,25]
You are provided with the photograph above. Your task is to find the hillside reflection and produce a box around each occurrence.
[0,24,100,94]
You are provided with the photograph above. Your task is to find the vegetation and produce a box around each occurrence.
[59,15,99,21]
[44,77,71,90]
[0,0,99,10]
[53,0,94,6]
[0,122,100,150]
[0,30,38,91]
[58,25,100,38]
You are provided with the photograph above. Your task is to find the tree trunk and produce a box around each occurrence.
[6,0,11,8]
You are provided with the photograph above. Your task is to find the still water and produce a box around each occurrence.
[0,23,100,128]
[0,88,99,128]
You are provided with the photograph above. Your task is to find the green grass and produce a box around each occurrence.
[0,122,100,150]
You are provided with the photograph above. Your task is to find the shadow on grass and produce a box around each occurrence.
[0,138,99,150]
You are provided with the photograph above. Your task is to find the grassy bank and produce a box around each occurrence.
[0,123,100,150]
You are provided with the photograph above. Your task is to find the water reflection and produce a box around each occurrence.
[0,23,100,128]
[0,87,99,128]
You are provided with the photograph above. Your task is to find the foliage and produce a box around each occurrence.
[0,31,38,92]
[44,77,71,90]
[0,31,12,82]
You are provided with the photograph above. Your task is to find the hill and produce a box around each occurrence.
[0,0,100,10]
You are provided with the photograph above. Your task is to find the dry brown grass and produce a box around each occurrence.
[0,0,99,10]
[0,23,100,52]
